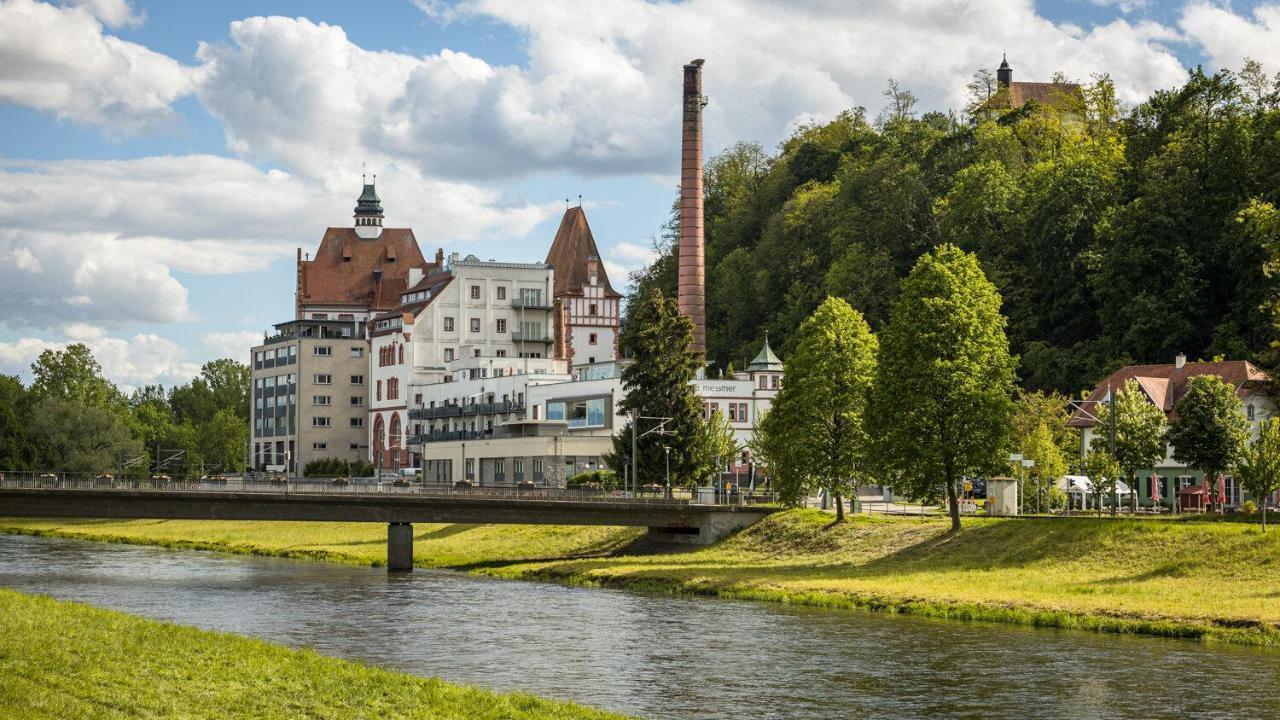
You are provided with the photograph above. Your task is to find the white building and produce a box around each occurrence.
[410,339,784,487]
[368,254,564,469]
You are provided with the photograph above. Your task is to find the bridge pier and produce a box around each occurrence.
[387,522,413,573]
[646,509,762,545]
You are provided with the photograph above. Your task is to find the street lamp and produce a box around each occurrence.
[663,445,672,499]
[1022,458,1036,514]
[1009,453,1023,513]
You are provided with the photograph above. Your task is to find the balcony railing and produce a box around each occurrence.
[410,401,525,421]
[511,296,554,311]
[512,331,554,343]
[409,429,490,444]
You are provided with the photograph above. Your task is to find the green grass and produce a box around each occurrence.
[478,510,1280,646]
[0,518,643,568]
[0,589,628,719]
[4,512,1280,646]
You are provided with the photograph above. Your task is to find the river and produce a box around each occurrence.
[0,534,1274,719]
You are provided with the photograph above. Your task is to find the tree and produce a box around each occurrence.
[868,245,1016,531]
[0,375,34,470]
[611,289,703,489]
[28,399,140,473]
[200,359,252,422]
[1092,378,1168,514]
[200,408,248,474]
[1233,417,1280,531]
[1022,421,1067,513]
[28,344,121,409]
[1082,447,1120,518]
[1166,375,1249,513]
[691,409,740,487]
[762,297,878,521]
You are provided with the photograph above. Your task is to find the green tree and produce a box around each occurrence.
[28,399,140,473]
[0,375,35,470]
[868,244,1017,531]
[199,359,252,422]
[1166,375,1249,513]
[611,289,703,490]
[1082,447,1121,517]
[1092,378,1168,514]
[199,408,248,474]
[28,344,122,409]
[762,297,878,521]
[1022,421,1067,513]
[691,409,740,487]
[1233,417,1280,531]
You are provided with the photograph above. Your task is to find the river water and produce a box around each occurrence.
[0,534,1275,719]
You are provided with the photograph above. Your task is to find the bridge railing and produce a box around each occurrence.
[0,471,714,506]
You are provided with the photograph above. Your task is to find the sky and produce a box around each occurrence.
[1,0,1278,391]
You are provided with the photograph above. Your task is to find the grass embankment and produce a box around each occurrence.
[480,511,1280,646]
[0,518,643,568]
[0,589,627,719]
[4,512,1279,645]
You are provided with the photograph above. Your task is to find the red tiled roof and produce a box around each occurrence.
[545,207,621,299]
[1007,81,1081,109]
[1068,360,1270,428]
[298,228,435,313]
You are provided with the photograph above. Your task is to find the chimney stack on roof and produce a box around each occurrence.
[679,58,707,358]
[1175,353,1187,369]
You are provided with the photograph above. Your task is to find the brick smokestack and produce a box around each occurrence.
[679,58,707,358]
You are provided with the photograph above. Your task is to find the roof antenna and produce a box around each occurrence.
[565,197,570,209]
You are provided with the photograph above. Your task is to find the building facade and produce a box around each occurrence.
[250,318,370,473]
[1069,354,1278,509]
[545,207,622,365]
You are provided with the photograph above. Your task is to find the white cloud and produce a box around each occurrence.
[0,155,557,328]
[190,2,1191,187]
[202,330,263,361]
[63,0,143,27]
[610,241,659,266]
[0,333,201,391]
[1179,3,1280,72]
[0,0,192,131]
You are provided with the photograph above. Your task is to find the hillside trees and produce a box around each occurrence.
[1167,375,1249,514]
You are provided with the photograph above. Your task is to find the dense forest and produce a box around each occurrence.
[631,62,1280,394]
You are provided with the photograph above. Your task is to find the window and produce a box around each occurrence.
[311,313,328,320]
[350,417,365,428]
[1248,403,1256,421]
[351,396,364,406]
[589,303,598,316]
[533,460,544,475]
[495,459,505,480]
[313,395,331,406]
[314,374,332,385]
[313,417,331,427]
[388,378,399,400]
[444,348,455,362]
[496,349,507,358]
[376,380,382,401]
[759,376,767,389]
[470,318,481,333]
[514,459,524,476]
[398,345,404,364]
[350,374,364,385]
[496,319,507,333]
[551,398,607,428]
[414,393,423,405]
[771,375,779,390]
[312,442,327,450]
[497,286,507,300]
[589,333,597,345]
[313,346,332,356]
[470,285,481,300]
[350,443,360,451]
[444,316,455,332]
[350,346,364,358]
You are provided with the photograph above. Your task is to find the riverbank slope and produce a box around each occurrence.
[0,588,627,719]
[3,511,1277,645]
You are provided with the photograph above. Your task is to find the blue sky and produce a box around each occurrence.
[0,0,1274,389]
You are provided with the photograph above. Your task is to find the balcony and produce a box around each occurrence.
[511,296,554,311]
[409,429,490,444]
[411,401,526,420]
[512,330,554,344]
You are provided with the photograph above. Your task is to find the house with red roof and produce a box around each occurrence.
[1068,354,1277,509]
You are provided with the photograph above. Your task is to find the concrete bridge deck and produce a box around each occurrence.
[0,479,776,571]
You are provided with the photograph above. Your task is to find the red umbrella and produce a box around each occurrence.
[1217,474,1227,506]
[1150,473,1161,503]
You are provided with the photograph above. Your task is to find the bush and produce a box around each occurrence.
[303,458,375,478]
[566,469,619,490]
[1241,500,1258,514]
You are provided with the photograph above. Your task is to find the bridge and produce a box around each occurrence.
[0,478,776,572]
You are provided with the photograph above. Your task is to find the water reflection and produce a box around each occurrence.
[0,534,1274,719]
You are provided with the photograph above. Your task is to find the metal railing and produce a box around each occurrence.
[0,472,706,506]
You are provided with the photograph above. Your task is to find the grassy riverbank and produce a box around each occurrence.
[484,511,1280,645]
[0,589,626,719]
[3,511,1278,646]
[0,518,642,567]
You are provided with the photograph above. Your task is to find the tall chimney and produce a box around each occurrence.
[679,58,707,358]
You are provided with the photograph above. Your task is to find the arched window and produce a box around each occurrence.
[389,414,401,452]
[373,415,385,457]
[398,344,404,364]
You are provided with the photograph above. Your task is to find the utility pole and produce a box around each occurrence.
[630,412,638,496]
